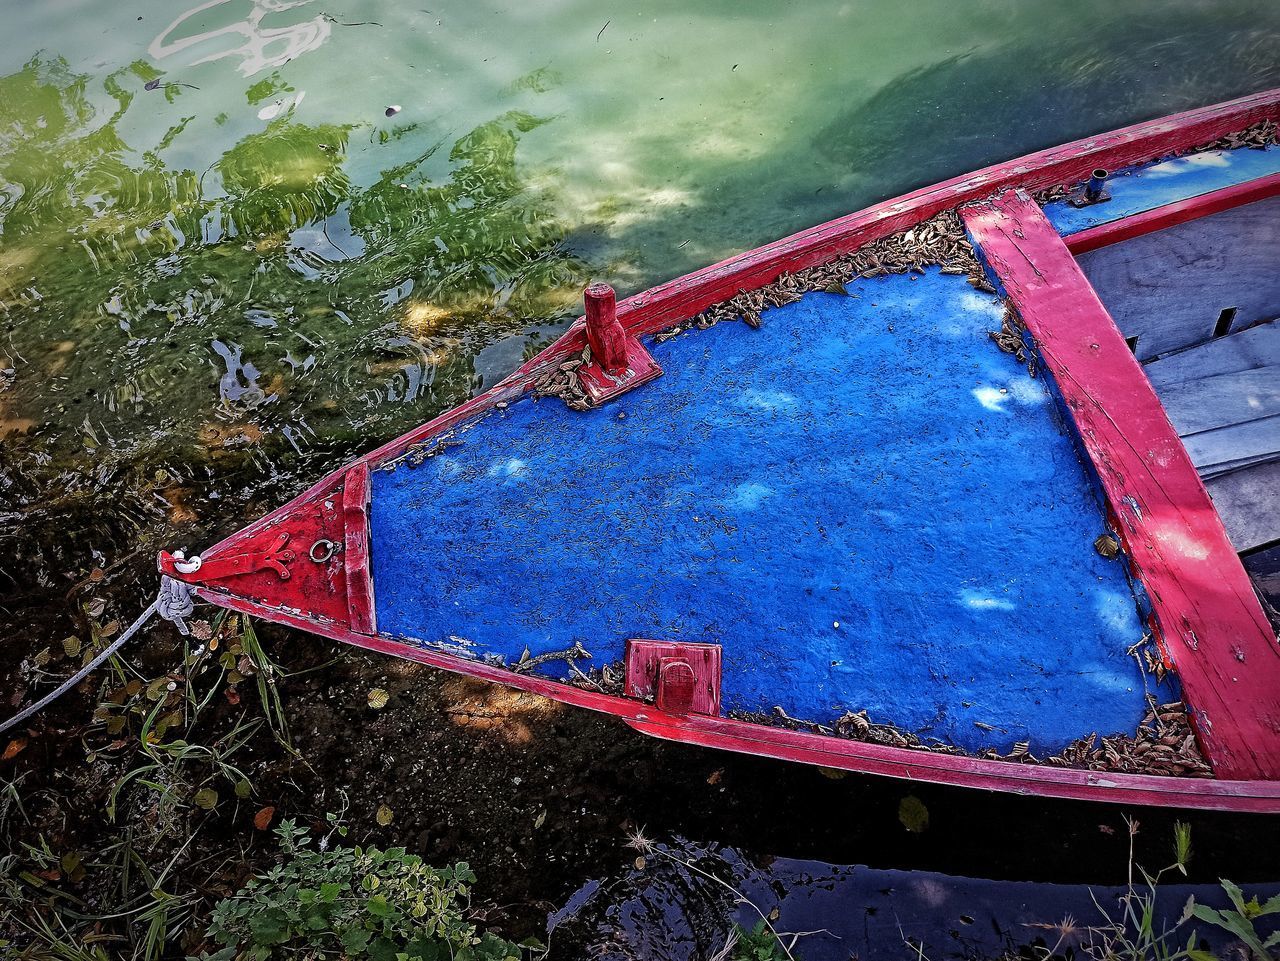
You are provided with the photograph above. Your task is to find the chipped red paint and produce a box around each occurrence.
[160,531,295,581]
[962,189,1280,782]
[342,463,376,635]
[578,283,662,405]
[167,88,1280,810]
[1065,170,1280,254]
[169,472,359,631]
[624,639,722,716]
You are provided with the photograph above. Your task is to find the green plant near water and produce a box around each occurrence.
[1185,882,1280,961]
[724,921,793,961]
[0,614,285,960]
[200,819,537,961]
[1023,820,1280,961]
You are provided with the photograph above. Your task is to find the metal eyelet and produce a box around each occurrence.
[309,539,340,563]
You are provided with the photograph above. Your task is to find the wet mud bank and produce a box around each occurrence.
[6,572,1280,954]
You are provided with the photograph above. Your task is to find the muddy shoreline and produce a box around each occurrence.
[5,564,1280,958]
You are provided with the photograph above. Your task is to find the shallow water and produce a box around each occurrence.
[2,0,1279,590]
[2,3,1280,950]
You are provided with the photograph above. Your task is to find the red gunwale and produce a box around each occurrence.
[1064,170,1280,254]
[185,88,1280,811]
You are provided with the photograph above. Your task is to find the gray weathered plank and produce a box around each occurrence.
[1144,319,1280,390]
[1206,461,1280,552]
[1159,367,1280,435]
[1184,416,1280,474]
[1078,195,1280,361]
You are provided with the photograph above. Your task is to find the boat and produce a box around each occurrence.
[159,89,1280,812]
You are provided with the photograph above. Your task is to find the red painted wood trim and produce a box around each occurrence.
[962,190,1280,781]
[191,587,1280,811]
[342,464,376,635]
[176,90,1280,809]
[1065,171,1280,254]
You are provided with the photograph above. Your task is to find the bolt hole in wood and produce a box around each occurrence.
[1213,306,1238,339]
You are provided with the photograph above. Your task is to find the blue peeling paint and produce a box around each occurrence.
[1043,144,1280,235]
[370,268,1154,753]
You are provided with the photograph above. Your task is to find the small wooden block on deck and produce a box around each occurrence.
[624,639,722,716]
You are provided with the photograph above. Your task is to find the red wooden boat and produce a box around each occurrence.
[160,90,1280,812]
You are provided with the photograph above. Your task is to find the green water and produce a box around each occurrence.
[2,0,1279,587]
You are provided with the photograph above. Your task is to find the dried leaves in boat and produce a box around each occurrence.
[379,432,462,470]
[565,659,626,696]
[1038,701,1212,778]
[738,697,1212,778]
[988,305,1036,376]
[532,346,592,410]
[1195,118,1279,152]
[657,210,994,341]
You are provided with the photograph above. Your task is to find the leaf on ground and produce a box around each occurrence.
[254,805,275,830]
[898,795,930,833]
[375,804,394,826]
[61,636,81,658]
[234,778,252,799]
[823,282,849,296]
[367,688,389,710]
[193,787,219,810]
[190,620,213,641]
[2,737,28,761]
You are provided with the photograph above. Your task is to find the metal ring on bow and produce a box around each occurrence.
[309,539,339,563]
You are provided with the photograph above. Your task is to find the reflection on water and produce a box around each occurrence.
[0,0,1278,597]
[149,0,332,76]
[549,837,1280,961]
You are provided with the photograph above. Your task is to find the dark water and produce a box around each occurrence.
[548,838,1280,960]
[2,2,1279,954]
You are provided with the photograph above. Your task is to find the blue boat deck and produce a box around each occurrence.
[1042,143,1280,235]
[369,267,1155,754]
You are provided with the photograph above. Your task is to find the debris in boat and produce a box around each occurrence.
[738,695,1212,777]
[1127,635,1170,682]
[988,305,1037,376]
[1195,118,1279,152]
[384,104,401,117]
[566,659,626,695]
[1040,701,1212,777]
[532,346,593,411]
[657,210,995,341]
[381,433,462,470]
[511,641,593,674]
[1034,121,1279,206]
[1094,534,1120,559]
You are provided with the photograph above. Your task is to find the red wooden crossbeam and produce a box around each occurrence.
[962,189,1280,781]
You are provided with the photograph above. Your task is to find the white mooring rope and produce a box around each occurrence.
[0,575,195,737]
